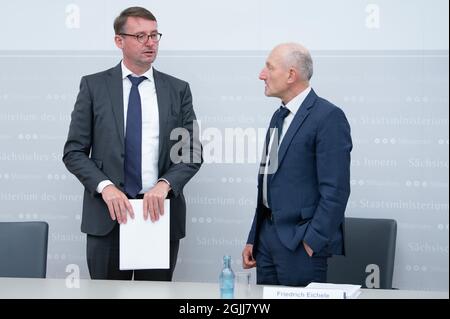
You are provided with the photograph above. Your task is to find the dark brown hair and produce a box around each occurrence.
[113,7,156,34]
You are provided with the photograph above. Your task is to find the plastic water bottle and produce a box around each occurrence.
[219,255,235,299]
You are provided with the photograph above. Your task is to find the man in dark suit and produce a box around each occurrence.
[63,7,202,281]
[242,43,352,286]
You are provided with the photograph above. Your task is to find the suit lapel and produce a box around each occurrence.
[105,63,125,149]
[153,69,171,173]
[277,89,317,167]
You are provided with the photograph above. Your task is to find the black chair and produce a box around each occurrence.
[0,221,49,278]
[327,217,397,289]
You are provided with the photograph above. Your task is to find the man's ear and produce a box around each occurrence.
[114,35,123,49]
[287,68,297,84]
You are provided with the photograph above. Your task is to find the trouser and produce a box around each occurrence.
[256,215,328,286]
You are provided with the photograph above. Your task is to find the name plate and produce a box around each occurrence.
[263,286,346,299]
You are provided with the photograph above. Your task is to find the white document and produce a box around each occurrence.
[119,199,170,270]
[306,282,362,299]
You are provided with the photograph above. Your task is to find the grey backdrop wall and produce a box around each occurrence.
[0,0,448,291]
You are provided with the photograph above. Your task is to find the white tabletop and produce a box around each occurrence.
[0,278,447,299]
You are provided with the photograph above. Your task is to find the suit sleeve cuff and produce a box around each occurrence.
[303,227,329,254]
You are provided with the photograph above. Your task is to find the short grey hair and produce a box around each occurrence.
[281,43,314,81]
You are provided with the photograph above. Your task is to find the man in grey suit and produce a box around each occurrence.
[63,7,202,281]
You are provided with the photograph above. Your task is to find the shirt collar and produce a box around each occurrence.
[121,61,154,82]
[283,86,312,115]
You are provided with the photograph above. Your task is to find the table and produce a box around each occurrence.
[0,278,447,299]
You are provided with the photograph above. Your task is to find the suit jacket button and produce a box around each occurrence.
[119,182,124,187]
[121,153,124,158]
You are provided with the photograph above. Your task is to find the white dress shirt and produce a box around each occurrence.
[262,87,312,208]
[96,62,160,194]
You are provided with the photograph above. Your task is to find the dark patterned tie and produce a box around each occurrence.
[266,106,290,207]
[124,75,147,198]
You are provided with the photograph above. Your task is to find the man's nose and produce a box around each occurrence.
[259,69,266,80]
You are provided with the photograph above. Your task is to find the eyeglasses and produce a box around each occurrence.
[119,32,162,44]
